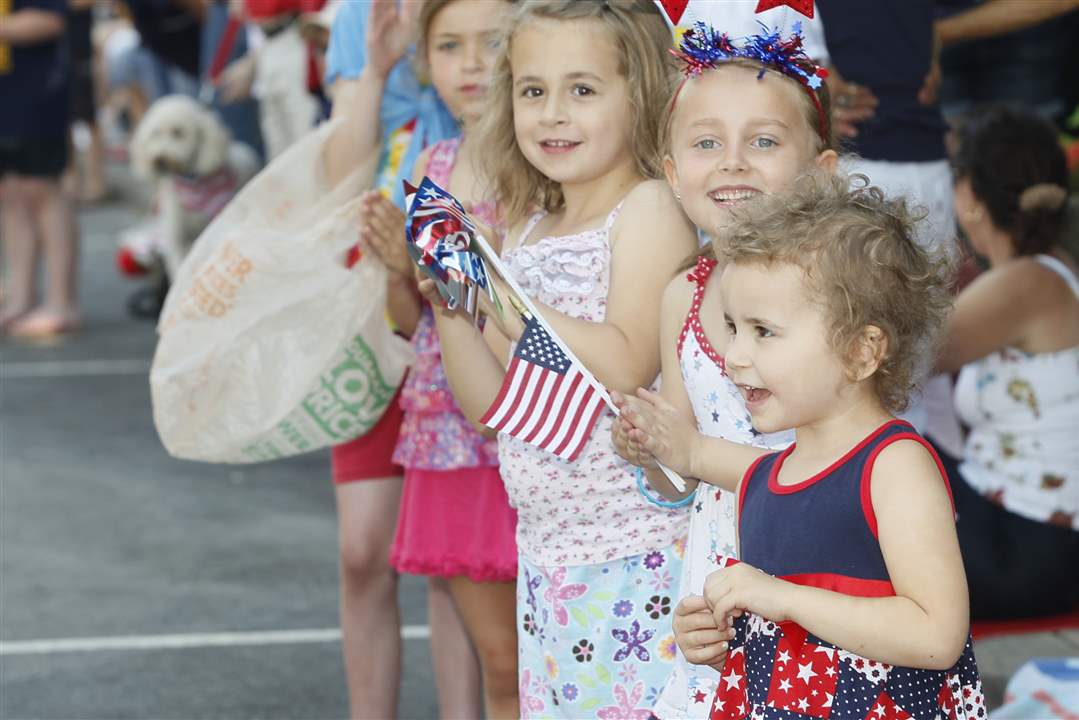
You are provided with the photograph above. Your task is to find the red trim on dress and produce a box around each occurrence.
[780,571,896,597]
[767,419,913,495]
[859,431,957,539]
[677,256,726,373]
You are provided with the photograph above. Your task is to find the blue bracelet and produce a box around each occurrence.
[635,467,695,509]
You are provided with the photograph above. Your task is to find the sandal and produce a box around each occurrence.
[6,308,82,338]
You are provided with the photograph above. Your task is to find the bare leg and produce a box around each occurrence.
[82,122,108,202]
[0,176,40,328]
[449,577,520,719]
[8,176,80,334]
[427,577,483,719]
[335,478,403,720]
[36,176,80,316]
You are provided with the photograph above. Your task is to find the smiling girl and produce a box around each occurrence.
[425,1,699,716]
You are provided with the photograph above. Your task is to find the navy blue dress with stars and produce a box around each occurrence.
[709,420,985,720]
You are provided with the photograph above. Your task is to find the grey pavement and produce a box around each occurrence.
[2,161,1076,720]
[1,177,435,720]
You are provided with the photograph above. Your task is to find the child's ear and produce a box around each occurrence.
[815,149,839,173]
[850,324,888,381]
[663,156,681,200]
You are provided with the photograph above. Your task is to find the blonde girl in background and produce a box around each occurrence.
[357,0,520,717]
[423,1,698,716]
[611,24,841,720]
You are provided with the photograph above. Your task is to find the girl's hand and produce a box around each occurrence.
[366,0,419,80]
[417,277,450,309]
[610,391,659,469]
[824,65,878,138]
[704,563,792,629]
[620,387,702,477]
[215,54,256,104]
[360,191,413,278]
[673,595,733,672]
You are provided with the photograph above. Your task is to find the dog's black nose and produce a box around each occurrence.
[154,157,168,172]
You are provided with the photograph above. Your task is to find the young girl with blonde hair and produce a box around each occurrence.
[423,1,698,716]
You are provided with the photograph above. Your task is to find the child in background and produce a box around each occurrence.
[662,175,983,719]
[424,1,697,716]
[611,24,839,720]
[320,2,478,717]
[1,0,80,337]
[357,1,520,717]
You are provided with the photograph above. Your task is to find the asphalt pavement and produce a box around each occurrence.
[0,187,435,720]
[2,164,1077,720]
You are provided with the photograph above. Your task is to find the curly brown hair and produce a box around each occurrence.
[717,173,955,414]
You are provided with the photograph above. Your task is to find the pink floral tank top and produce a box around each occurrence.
[498,203,689,566]
[392,138,499,470]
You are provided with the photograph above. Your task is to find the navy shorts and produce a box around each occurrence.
[0,135,69,179]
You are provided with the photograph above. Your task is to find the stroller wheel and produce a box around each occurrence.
[126,278,170,320]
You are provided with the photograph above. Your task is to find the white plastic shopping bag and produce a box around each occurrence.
[151,119,413,463]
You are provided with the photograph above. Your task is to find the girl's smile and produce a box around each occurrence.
[736,383,773,411]
[709,184,763,206]
[539,138,583,154]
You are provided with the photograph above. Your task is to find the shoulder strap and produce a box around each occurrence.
[422,138,461,187]
[858,424,954,540]
[603,200,625,231]
[1035,254,1079,301]
[677,255,718,358]
[503,211,546,255]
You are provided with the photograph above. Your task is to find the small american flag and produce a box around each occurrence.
[480,311,607,462]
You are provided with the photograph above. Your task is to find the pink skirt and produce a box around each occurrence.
[390,466,518,583]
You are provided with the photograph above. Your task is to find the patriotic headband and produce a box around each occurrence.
[671,22,830,143]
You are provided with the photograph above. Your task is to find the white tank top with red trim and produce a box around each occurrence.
[654,256,793,720]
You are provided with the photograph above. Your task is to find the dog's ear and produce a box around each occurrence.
[192,107,232,176]
[130,110,156,180]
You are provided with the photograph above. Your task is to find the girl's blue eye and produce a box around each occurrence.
[755,325,773,338]
[752,137,778,149]
[695,138,718,150]
[437,41,458,52]
[571,85,595,97]
[521,86,543,98]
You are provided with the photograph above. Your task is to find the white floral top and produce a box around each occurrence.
[652,256,793,720]
[954,255,1079,531]
[497,205,690,566]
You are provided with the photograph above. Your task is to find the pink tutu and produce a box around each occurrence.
[390,466,518,582]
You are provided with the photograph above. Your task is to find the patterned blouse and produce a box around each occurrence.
[391,138,499,470]
[954,255,1079,531]
[497,203,690,566]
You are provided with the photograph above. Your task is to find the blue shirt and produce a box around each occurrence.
[325,1,458,208]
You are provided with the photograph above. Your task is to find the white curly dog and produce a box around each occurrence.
[129,95,259,280]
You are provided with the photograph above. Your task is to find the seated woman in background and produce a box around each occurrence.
[936,105,1079,620]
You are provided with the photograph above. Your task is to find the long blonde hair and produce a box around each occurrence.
[475,0,675,226]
